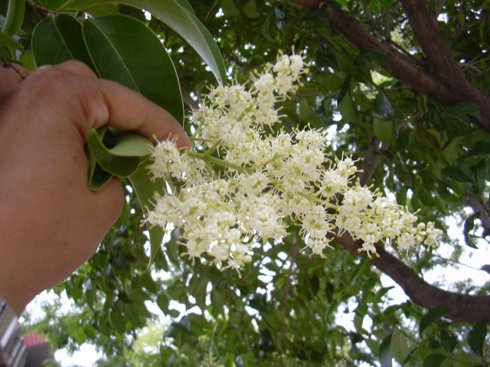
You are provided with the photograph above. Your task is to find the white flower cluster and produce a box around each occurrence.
[147,52,442,269]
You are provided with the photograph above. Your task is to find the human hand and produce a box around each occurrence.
[0,61,190,314]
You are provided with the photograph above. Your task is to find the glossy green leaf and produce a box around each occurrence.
[60,0,226,84]
[379,333,393,367]
[372,91,398,121]
[468,323,487,356]
[83,14,184,122]
[87,3,120,16]
[32,14,93,67]
[423,353,446,367]
[2,0,25,35]
[87,129,141,177]
[0,31,21,49]
[419,306,452,335]
[129,159,165,257]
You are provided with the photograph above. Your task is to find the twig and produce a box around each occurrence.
[26,0,50,18]
[204,0,219,23]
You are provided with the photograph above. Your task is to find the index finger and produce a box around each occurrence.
[91,79,191,148]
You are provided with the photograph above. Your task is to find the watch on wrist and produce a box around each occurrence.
[0,295,27,367]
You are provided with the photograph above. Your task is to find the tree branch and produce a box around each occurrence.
[334,232,490,323]
[26,0,50,18]
[294,0,490,131]
[399,0,490,131]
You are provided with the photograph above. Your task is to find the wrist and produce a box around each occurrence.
[0,294,27,367]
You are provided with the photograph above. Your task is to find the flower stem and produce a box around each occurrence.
[189,152,249,173]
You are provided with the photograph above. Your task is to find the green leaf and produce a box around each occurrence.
[379,333,393,367]
[88,156,114,191]
[0,31,21,49]
[243,0,259,18]
[221,0,240,17]
[260,11,276,42]
[129,158,165,257]
[373,119,396,143]
[108,132,153,157]
[443,102,481,122]
[372,91,398,121]
[356,49,389,69]
[465,141,490,158]
[87,3,120,16]
[442,166,473,183]
[473,159,487,195]
[36,0,67,8]
[391,329,410,364]
[83,14,184,123]
[419,306,452,335]
[338,92,358,123]
[60,0,227,84]
[468,323,487,356]
[2,0,25,35]
[464,213,479,249]
[32,14,94,67]
[423,354,446,367]
[87,129,141,177]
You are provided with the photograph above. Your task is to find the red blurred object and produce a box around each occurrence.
[23,333,46,347]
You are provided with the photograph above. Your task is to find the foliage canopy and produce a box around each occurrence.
[1,0,490,366]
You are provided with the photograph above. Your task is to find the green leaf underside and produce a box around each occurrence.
[87,129,141,178]
[372,91,397,121]
[468,323,487,356]
[129,159,165,256]
[423,353,446,367]
[419,307,452,335]
[83,15,184,123]
[108,132,153,157]
[88,157,114,191]
[32,14,93,67]
[379,333,393,367]
[58,0,226,84]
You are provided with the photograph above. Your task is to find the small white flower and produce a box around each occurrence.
[146,51,442,269]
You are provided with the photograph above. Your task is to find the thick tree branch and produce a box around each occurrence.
[400,0,490,131]
[399,0,465,84]
[294,0,490,131]
[334,232,490,323]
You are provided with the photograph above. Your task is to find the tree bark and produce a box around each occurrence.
[295,0,490,131]
[334,232,490,323]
